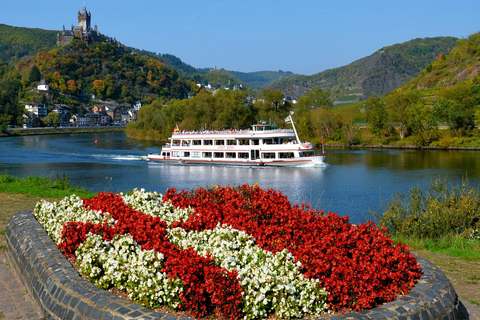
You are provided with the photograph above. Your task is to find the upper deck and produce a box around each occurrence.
[170,124,295,139]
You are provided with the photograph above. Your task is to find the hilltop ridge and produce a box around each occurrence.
[269,37,458,104]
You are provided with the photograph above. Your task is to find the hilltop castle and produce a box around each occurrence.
[57,5,101,46]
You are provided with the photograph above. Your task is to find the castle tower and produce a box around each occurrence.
[78,6,91,31]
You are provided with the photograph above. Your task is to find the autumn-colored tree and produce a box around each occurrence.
[67,79,76,94]
[92,79,106,98]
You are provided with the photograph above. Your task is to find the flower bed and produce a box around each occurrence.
[33,184,422,320]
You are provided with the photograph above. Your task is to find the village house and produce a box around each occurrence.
[105,106,122,124]
[70,114,90,126]
[100,113,112,125]
[121,108,136,124]
[22,113,42,128]
[87,113,101,126]
[52,104,69,116]
[134,101,142,111]
[93,105,105,113]
[25,104,48,118]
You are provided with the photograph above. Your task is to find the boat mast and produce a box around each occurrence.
[286,114,301,143]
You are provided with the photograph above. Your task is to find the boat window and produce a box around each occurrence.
[203,140,213,145]
[193,140,201,145]
[261,152,276,159]
[238,152,249,159]
[215,140,225,145]
[172,140,180,146]
[183,152,190,157]
[227,139,236,145]
[226,152,236,158]
[172,151,180,157]
[166,152,170,157]
[192,152,200,158]
[299,151,315,157]
[214,152,224,158]
[263,139,273,145]
[238,139,248,145]
[251,139,259,145]
[181,140,190,146]
[279,152,295,158]
[202,152,212,158]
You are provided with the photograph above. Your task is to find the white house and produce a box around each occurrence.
[25,104,48,118]
[37,79,49,92]
[133,101,142,111]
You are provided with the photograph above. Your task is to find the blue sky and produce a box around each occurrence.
[2,1,479,75]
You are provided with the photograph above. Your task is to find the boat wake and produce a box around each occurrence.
[92,154,145,161]
[298,161,329,168]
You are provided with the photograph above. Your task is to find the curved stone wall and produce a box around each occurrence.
[6,210,462,319]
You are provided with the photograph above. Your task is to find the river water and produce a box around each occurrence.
[1,131,479,224]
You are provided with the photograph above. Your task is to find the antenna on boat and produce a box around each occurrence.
[285,112,301,144]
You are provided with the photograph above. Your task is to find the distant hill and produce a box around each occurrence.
[229,70,297,89]
[14,40,197,103]
[130,50,296,90]
[0,24,57,63]
[269,37,458,105]
[400,33,480,92]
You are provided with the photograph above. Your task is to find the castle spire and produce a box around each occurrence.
[81,2,87,15]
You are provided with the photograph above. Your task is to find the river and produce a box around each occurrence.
[1,131,479,224]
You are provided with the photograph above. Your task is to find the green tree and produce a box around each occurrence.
[28,65,41,84]
[341,117,360,146]
[365,97,388,136]
[43,112,60,128]
[297,87,332,113]
[407,103,438,145]
[385,91,420,139]
[434,84,475,135]
[259,89,284,112]
[311,107,341,140]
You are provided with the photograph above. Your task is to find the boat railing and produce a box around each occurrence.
[172,129,294,135]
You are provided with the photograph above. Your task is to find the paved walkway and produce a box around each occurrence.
[0,251,479,320]
[0,252,43,320]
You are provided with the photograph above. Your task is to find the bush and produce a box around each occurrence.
[372,177,480,239]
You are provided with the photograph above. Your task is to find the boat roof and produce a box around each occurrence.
[171,128,294,139]
[169,123,296,138]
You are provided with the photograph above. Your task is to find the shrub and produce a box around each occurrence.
[372,177,480,239]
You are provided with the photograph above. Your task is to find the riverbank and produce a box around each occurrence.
[322,143,480,151]
[0,126,125,137]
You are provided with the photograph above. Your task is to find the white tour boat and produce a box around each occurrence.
[147,117,326,166]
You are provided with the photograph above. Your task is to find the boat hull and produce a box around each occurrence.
[147,154,326,167]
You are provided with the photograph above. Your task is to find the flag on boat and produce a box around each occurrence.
[284,115,292,123]
[173,125,179,132]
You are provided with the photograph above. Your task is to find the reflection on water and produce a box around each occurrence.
[1,133,479,225]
